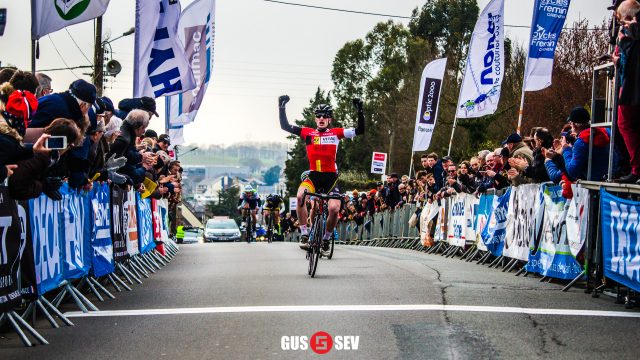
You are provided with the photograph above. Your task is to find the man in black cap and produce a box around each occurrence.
[30,79,96,133]
[115,96,159,120]
[501,132,533,185]
[545,107,611,182]
[144,129,159,141]
[155,134,170,152]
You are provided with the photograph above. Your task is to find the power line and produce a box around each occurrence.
[48,35,80,79]
[263,0,413,19]
[65,28,93,65]
[263,0,602,30]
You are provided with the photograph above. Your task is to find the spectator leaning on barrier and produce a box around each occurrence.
[545,107,610,182]
[614,0,640,183]
[108,109,151,186]
[0,89,45,182]
[421,152,444,191]
[511,127,553,183]
[501,133,533,186]
[30,79,94,134]
[457,161,477,193]
[8,118,83,200]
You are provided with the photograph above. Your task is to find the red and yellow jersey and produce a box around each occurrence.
[300,127,353,173]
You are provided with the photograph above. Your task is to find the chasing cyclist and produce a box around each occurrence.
[278,95,364,250]
[263,193,285,238]
[238,185,262,237]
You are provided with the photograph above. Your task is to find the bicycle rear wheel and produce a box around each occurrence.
[267,214,274,243]
[246,216,252,243]
[327,235,335,260]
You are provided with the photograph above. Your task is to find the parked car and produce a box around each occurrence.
[182,227,203,244]
[204,218,242,242]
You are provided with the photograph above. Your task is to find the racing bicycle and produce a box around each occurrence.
[241,207,254,243]
[301,191,343,277]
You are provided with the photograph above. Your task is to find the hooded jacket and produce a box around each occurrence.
[546,128,610,182]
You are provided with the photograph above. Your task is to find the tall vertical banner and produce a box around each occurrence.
[526,184,582,279]
[111,186,128,262]
[29,194,64,295]
[60,183,92,280]
[523,0,571,91]
[0,188,23,311]
[125,189,140,256]
[137,194,156,254]
[168,0,216,127]
[457,0,505,118]
[600,189,640,292]
[412,58,447,152]
[90,183,114,277]
[134,0,196,98]
[31,0,110,40]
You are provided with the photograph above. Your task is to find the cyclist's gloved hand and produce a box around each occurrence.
[278,95,290,108]
[352,98,363,111]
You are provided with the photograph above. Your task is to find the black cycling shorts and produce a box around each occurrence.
[300,171,340,196]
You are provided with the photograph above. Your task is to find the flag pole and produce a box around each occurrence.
[408,153,414,178]
[447,115,458,157]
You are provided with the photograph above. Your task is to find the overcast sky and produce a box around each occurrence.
[0,0,609,146]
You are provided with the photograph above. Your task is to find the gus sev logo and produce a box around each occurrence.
[281,332,360,355]
[54,0,91,20]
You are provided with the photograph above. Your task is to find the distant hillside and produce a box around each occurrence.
[177,142,288,169]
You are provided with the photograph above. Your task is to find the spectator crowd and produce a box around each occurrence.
[0,69,184,237]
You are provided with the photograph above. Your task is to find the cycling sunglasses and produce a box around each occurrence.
[315,113,332,119]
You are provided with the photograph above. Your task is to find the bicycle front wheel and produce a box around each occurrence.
[327,235,335,260]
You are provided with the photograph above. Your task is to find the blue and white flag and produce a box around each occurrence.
[29,194,64,295]
[526,184,582,279]
[136,194,156,254]
[168,0,216,127]
[523,0,572,91]
[456,0,505,118]
[60,183,92,280]
[134,0,196,98]
[600,189,640,292]
[481,187,510,257]
[90,183,114,277]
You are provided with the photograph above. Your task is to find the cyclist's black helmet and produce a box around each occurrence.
[314,104,333,118]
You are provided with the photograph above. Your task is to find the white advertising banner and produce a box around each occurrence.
[31,0,110,40]
[447,193,475,247]
[371,152,387,175]
[412,58,447,152]
[456,0,505,118]
[566,184,589,258]
[134,0,196,98]
[504,184,541,261]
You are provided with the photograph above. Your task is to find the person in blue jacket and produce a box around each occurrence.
[544,107,610,182]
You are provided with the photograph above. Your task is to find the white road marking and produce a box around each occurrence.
[64,304,640,318]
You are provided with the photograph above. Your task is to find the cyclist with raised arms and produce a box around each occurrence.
[278,95,364,250]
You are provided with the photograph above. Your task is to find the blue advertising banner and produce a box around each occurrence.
[474,193,495,251]
[59,183,91,280]
[29,193,64,295]
[524,0,571,91]
[481,188,511,257]
[90,183,114,277]
[136,193,156,254]
[526,184,582,279]
[600,189,640,292]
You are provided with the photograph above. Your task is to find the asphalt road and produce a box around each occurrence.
[1,242,639,359]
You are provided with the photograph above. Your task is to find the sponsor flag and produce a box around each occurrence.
[456,0,505,118]
[134,0,196,98]
[370,152,387,175]
[31,0,110,40]
[167,0,216,127]
[412,58,447,152]
[600,189,640,292]
[523,0,572,91]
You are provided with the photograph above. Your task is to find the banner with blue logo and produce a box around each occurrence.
[29,193,64,295]
[474,194,495,251]
[59,184,92,280]
[600,189,640,292]
[526,184,582,279]
[482,188,511,256]
[90,183,114,277]
[447,193,474,247]
[523,0,571,91]
[136,194,156,254]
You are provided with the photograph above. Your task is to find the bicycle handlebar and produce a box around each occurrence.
[301,191,345,210]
